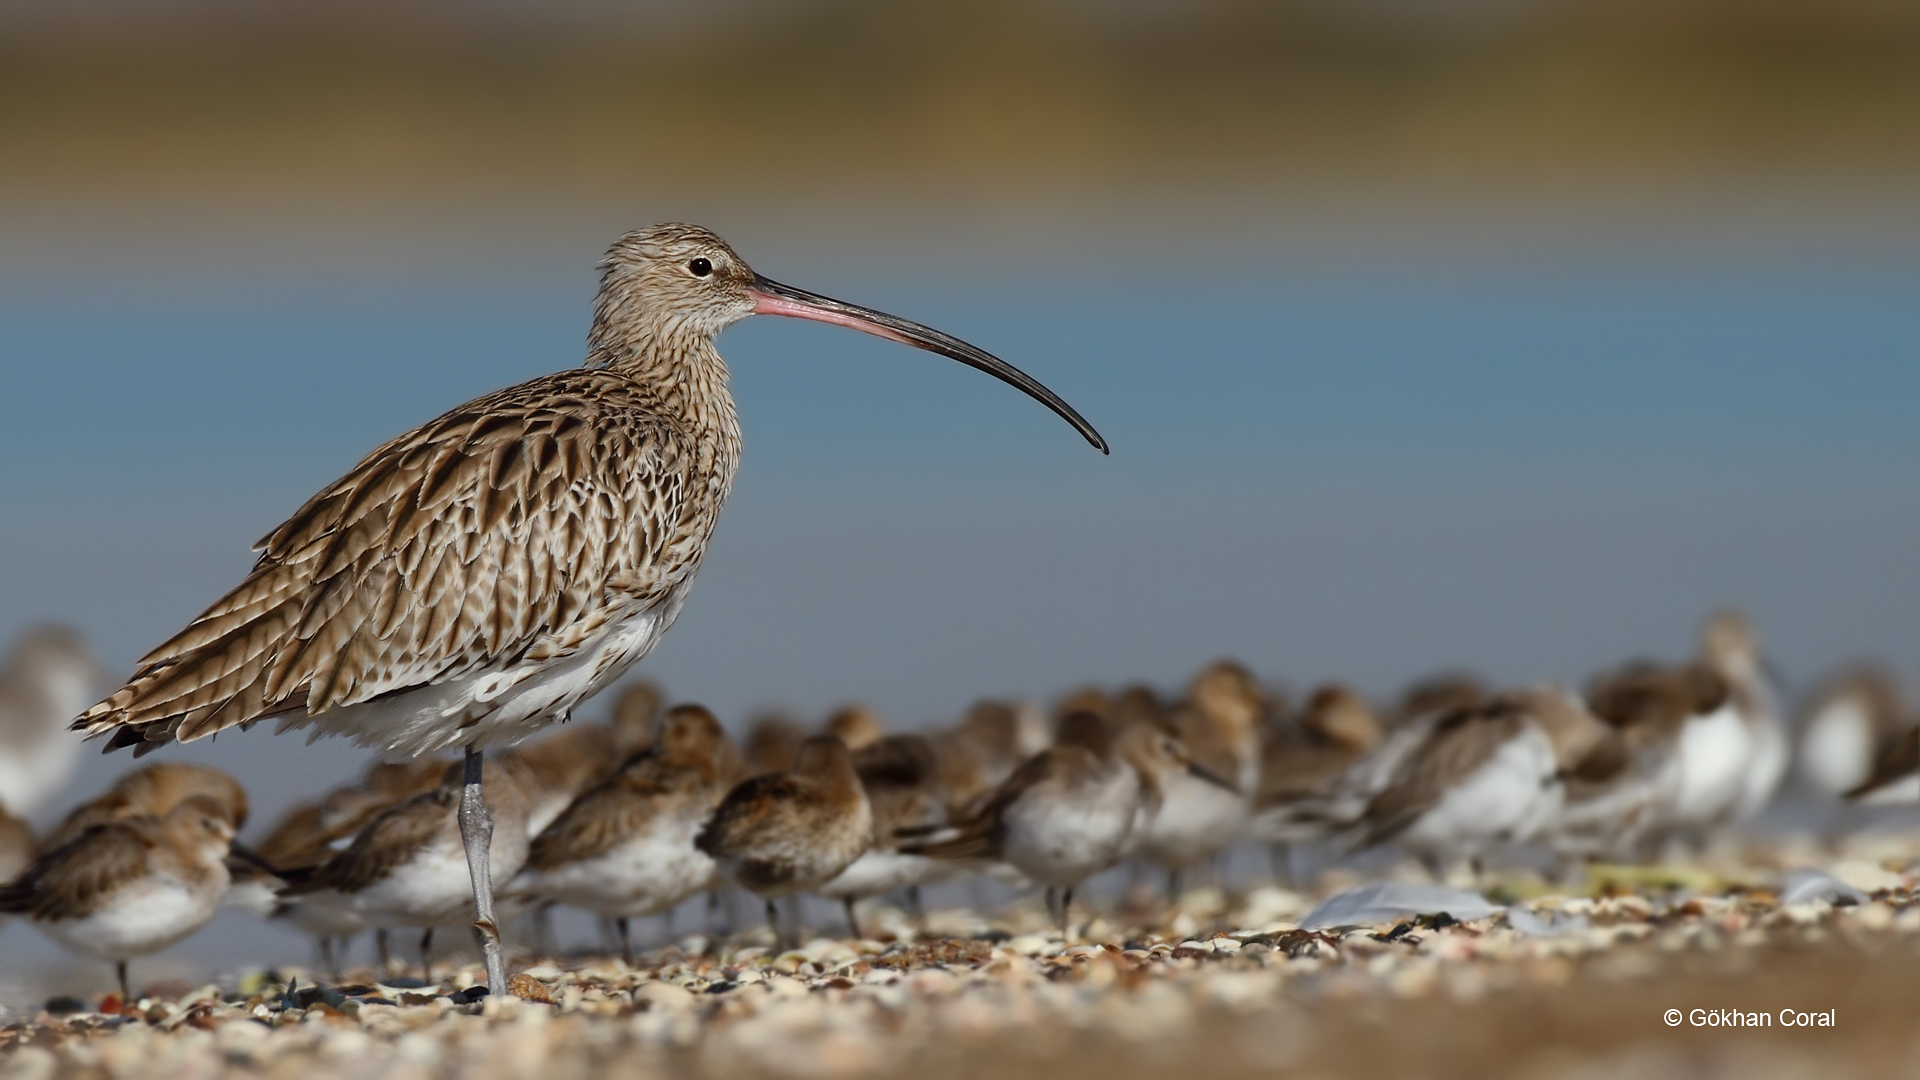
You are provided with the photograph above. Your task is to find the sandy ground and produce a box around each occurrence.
[0,836,1914,1080]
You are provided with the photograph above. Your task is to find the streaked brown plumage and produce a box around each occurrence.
[70,222,1102,990]
[522,704,738,872]
[508,705,739,959]
[698,735,871,945]
[0,806,34,887]
[44,762,250,850]
[0,794,240,997]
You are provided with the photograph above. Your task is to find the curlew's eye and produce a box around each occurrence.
[688,257,713,277]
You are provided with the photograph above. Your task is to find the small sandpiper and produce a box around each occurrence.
[1247,683,1384,885]
[44,761,251,849]
[697,735,871,948]
[0,794,247,998]
[278,756,537,983]
[816,732,953,938]
[907,711,1233,933]
[0,625,102,819]
[1136,662,1262,897]
[1795,666,1905,802]
[505,704,740,962]
[1354,689,1608,881]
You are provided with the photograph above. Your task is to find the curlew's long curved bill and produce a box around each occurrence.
[748,274,1108,454]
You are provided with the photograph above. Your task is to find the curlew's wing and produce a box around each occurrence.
[74,370,702,751]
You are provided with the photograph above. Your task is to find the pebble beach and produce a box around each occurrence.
[5,835,1914,1080]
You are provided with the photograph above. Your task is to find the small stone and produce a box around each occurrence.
[506,974,556,1004]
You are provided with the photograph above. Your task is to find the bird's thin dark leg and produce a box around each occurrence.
[319,936,338,984]
[458,743,509,994]
[617,917,633,966]
[765,898,783,950]
[376,929,392,977]
[1166,868,1184,905]
[843,897,862,940]
[116,961,130,1001]
[1062,886,1075,937]
[905,884,926,928]
[1043,887,1059,931]
[421,927,435,985]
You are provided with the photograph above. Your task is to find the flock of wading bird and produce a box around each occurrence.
[0,615,1914,999]
[0,226,1914,1005]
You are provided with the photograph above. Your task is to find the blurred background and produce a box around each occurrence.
[2,0,1918,980]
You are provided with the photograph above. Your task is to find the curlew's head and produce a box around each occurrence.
[594,223,1107,453]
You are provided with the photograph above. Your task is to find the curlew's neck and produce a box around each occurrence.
[585,301,742,474]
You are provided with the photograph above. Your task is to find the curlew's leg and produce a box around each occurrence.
[1043,887,1059,931]
[616,917,633,966]
[116,961,130,1002]
[458,743,510,994]
[1166,867,1184,905]
[376,929,392,977]
[421,927,435,985]
[318,936,338,984]
[905,884,926,928]
[843,897,862,940]
[1061,886,1075,937]
[764,898,783,949]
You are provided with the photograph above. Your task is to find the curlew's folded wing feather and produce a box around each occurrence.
[73,370,700,749]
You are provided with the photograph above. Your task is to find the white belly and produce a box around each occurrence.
[816,849,951,900]
[1671,706,1753,827]
[1002,772,1138,887]
[1799,700,1875,796]
[1401,726,1561,858]
[278,580,695,757]
[507,816,712,918]
[340,829,529,928]
[1138,773,1248,869]
[38,874,225,961]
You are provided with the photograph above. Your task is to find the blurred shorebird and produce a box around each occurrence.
[0,806,33,890]
[45,762,251,850]
[1247,683,1383,885]
[816,732,953,938]
[1796,666,1905,801]
[698,735,872,948]
[1136,662,1262,897]
[905,711,1234,933]
[1847,723,1918,805]
[0,625,103,817]
[1354,688,1608,881]
[0,795,247,998]
[506,704,740,962]
[70,224,1105,993]
[278,756,539,984]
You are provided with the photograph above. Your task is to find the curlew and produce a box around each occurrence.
[72,224,1104,993]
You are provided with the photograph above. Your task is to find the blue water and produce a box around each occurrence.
[1,243,1917,981]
